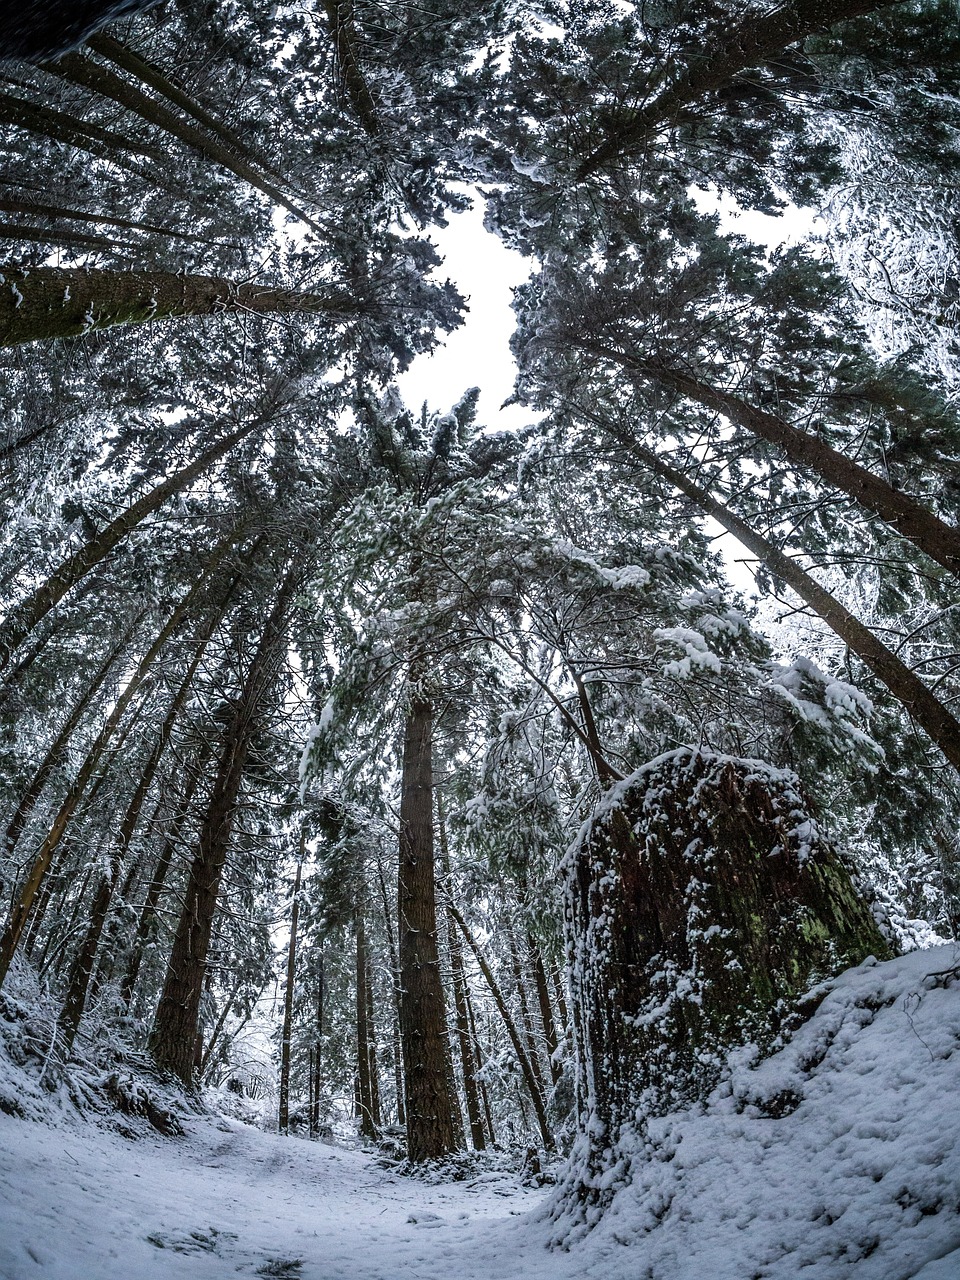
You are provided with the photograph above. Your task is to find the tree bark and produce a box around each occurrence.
[86,34,291,188]
[0,565,222,987]
[529,935,560,1085]
[149,570,296,1086]
[2,612,141,857]
[579,0,904,175]
[376,859,405,1127]
[397,694,458,1160]
[0,89,168,166]
[279,840,304,1134]
[447,908,486,1149]
[311,953,325,1136]
[448,901,554,1151]
[0,266,354,348]
[55,606,223,1054]
[0,437,254,672]
[119,747,207,1008]
[643,360,960,579]
[43,51,326,232]
[0,197,214,242]
[629,439,960,774]
[355,908,380,1139]
[322,0,381,137]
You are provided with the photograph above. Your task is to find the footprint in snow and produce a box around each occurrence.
[146,1226,238,1255]
[406,1212,446,1228]
[255,1259,304,1277]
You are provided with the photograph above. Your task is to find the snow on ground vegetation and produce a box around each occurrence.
[0,947,958,1279]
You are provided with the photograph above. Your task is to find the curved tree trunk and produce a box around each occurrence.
[586,346,960,579]
[448,901,554,1151]
[43,51,326,232]
[645,361,960,578]
[2,611,142,857]
[149,569,296,1086]
[579,0,903,175]
[0,561,225,986]
[55,601,225,1054]
[118,750,206,1009]
[629,439,960,774]
[87,34,291,186]
[0,436,255,671]
[0,266,352,348]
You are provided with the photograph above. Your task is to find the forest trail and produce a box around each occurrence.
[0,1110,565,1280]
[2,948,960,1280]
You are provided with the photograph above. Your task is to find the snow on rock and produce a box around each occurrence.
[544,944,960,1279]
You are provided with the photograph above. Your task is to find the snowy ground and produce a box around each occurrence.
[0,946,959,1280]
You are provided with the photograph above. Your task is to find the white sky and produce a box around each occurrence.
[400,189,828,642]
[397,200,535,433]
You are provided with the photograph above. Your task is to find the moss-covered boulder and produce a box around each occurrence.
[566,748,891,1168]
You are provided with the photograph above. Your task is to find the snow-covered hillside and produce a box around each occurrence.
[0,946,958,1280]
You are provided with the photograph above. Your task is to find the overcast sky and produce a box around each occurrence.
[397,199,535,433]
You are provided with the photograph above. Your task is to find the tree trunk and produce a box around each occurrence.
[199,972,247,1080]
[43,51,326,233]
[376,860,405,1127]
[2,612,141,857]
[86,35,292,188]
[0,266,354,348]
[448,901,554,1151]
[579,0,904,175]
[566,750,890,1206]
[397,694,458,1160]
[447,908,485,1149]
[0,89,168,167]
[529,935,560,1085]
[149,570,295,1086]
[508,930,548,1104]
[322,0,381,137]
[0,196,214,242]
[0,566,221,987]
[355,908,380,1139]
[629,439,960,775]
[119,748,207,1008]
[55,609,223,1055]
[311,954,325,1137]
[0,445,251,672]
[465,980,495,1145]
[278,840,304,1134]
[640,361,960,579]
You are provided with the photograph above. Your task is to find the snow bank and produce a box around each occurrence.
[0,948,957,1278]
[548,944,960,1279]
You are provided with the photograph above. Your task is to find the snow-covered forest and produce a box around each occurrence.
[0,1,959,1276]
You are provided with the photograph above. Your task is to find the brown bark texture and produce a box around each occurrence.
[579,0,903,175]
[629,439,960,774]
[0,267,350,348]
[397,696,458,1160]
[567,749,891,1204]
[279,849,304,1133]
[149,572,295,1086]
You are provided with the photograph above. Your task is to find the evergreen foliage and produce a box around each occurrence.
[0,0,956,1219]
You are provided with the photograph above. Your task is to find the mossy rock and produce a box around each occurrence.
[567,749,892,1139]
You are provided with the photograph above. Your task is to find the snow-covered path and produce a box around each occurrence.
[2,947,960,1280]
[0,1113,562,1280]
